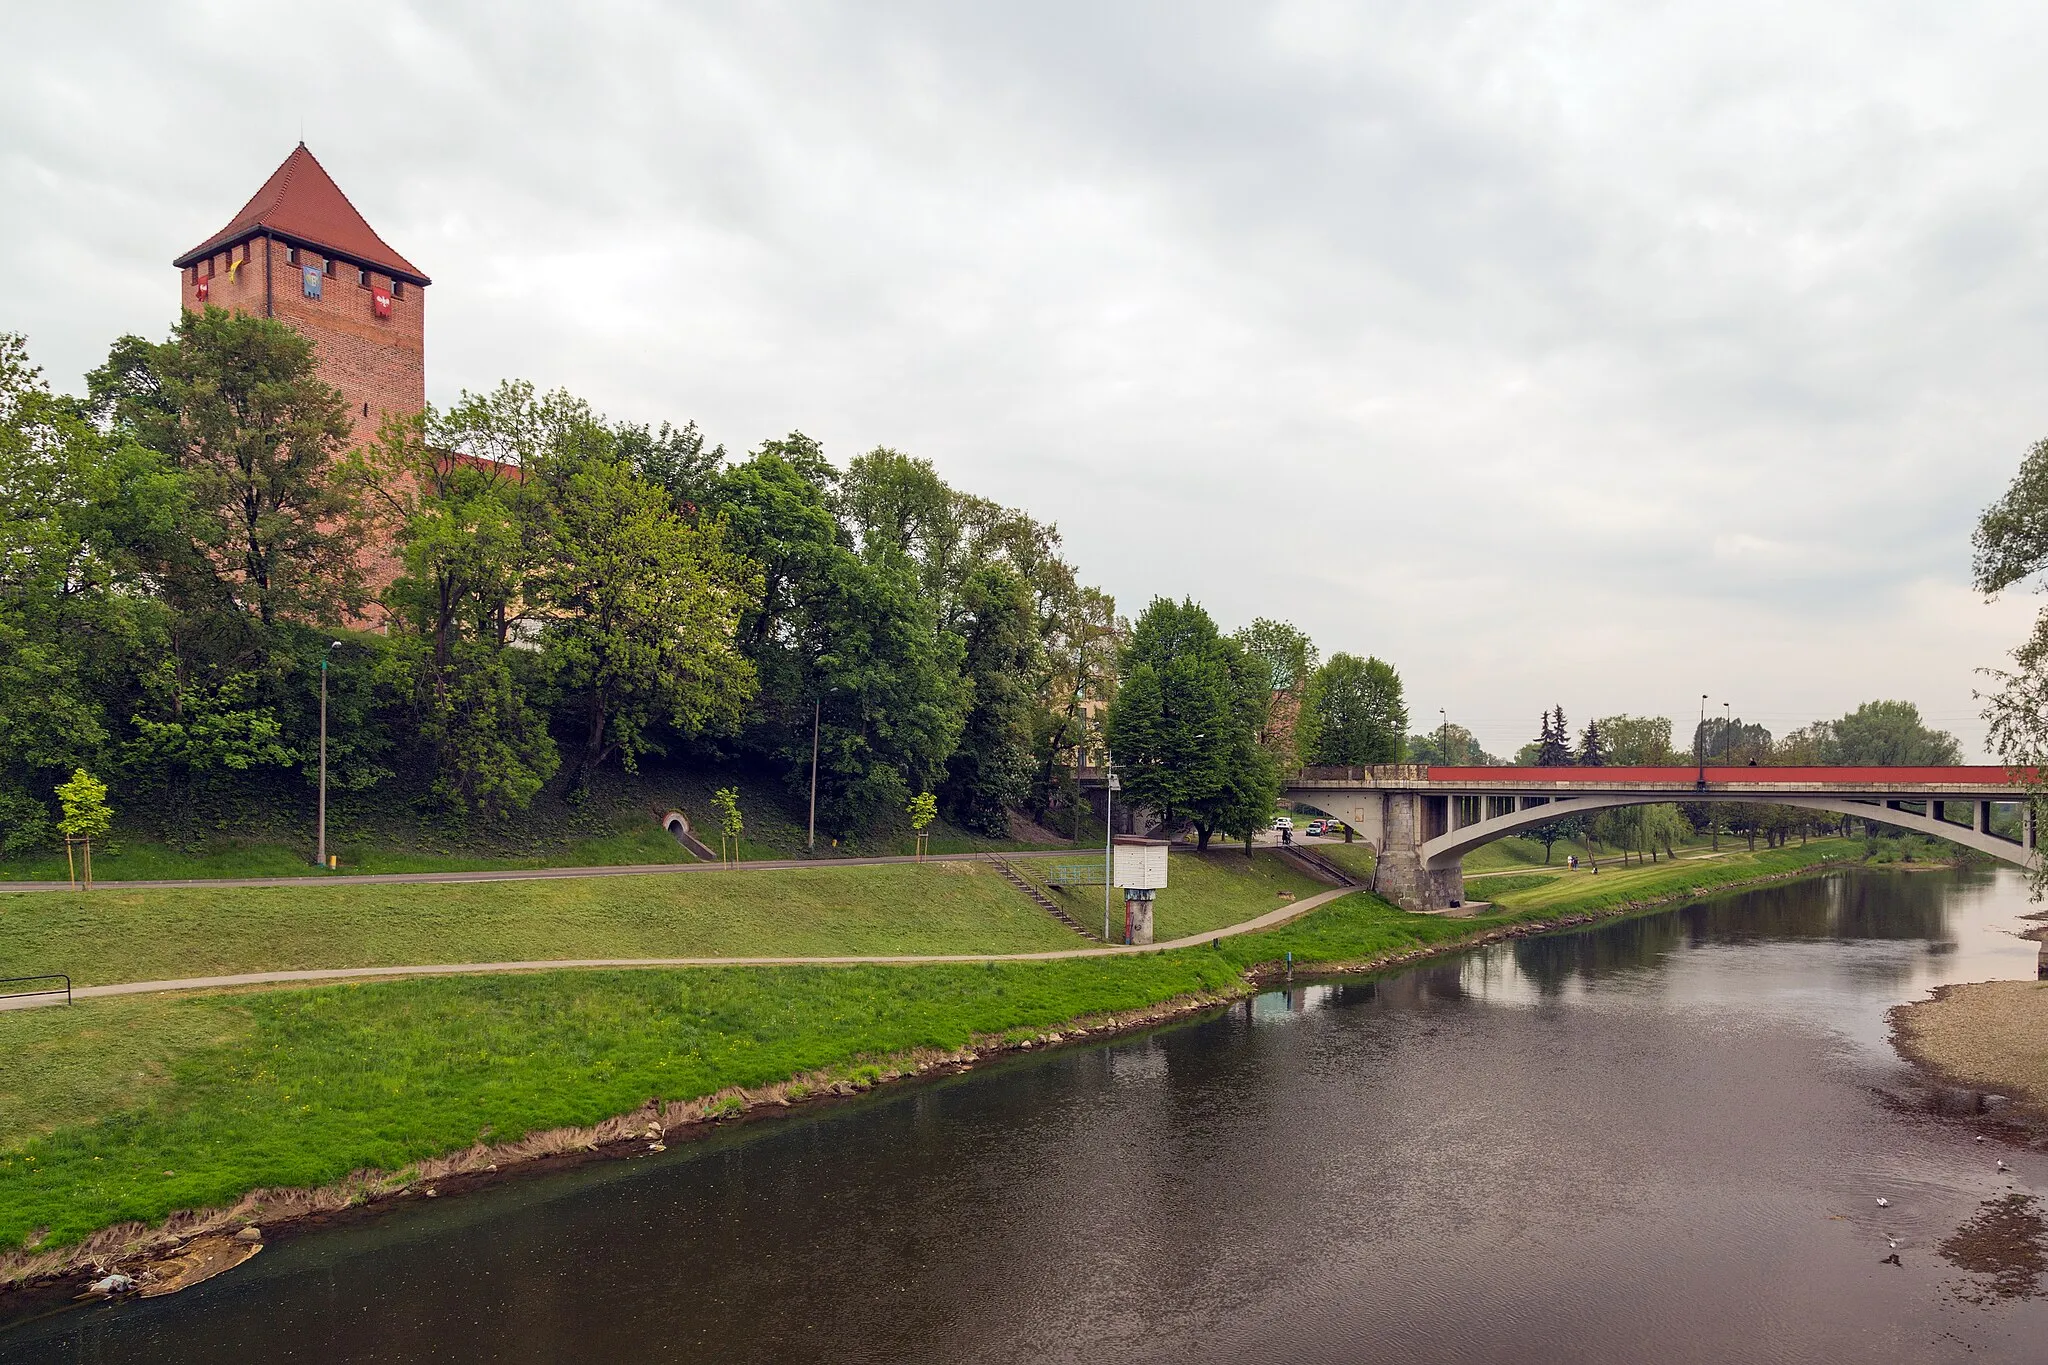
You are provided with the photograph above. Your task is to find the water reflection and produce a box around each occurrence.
[6,867,2047,1364]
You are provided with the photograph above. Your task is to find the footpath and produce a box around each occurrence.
[0,885,1358,1011]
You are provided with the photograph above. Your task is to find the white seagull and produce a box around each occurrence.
[1876,1197,1890,1207]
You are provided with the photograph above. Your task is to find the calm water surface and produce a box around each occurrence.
[7,866,2048,1363]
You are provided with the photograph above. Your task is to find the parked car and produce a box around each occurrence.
[1304,820,1328,836]
[1272,816,1293,830]
[1325,822,1349,838]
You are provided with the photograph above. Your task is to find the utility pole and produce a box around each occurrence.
[807,699,820,851]
[316,640,338,868]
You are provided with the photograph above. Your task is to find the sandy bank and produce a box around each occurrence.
[1892,979,2048,1115]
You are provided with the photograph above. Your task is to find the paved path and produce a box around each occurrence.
[0,848,1095,896]
[0,886,1358,1012]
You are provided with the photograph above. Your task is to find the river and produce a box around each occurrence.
[6,865,2047,1362]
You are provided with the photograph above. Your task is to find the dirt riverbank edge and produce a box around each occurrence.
[0,855,1864,1308]
[1891,977,2048,1120]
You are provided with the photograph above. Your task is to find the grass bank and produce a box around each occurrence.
[0,851,1330,987]
[1476,839,1859,914]
[0,839,1856,1284]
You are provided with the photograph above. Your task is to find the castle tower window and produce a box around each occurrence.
[392,280,404,299]
[324,257,336,278]
[287,246,300,267]
[358,266,371,288]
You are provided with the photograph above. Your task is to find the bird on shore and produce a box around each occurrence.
[1886,1236,1900,1249]
[1997,1159,2010,1172]
[1876,1197,1890,1207]
[1976,1135,1988,1143]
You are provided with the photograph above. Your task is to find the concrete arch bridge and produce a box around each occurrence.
[1283,766,2037,911]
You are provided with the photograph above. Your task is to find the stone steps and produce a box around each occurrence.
[989,857,1096,938]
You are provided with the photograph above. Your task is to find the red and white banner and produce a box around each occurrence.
[371,285,393,318]
[195,275,210,301]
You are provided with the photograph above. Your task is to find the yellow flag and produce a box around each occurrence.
[228,256,243,282]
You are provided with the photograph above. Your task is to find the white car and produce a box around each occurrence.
[1271,816,1293,830]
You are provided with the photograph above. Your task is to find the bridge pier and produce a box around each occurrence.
[1374,791,1465,912]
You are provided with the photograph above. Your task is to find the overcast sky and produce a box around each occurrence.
[7,1,2047,758]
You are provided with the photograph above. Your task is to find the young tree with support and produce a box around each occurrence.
[56,768,112,889]
[712,787,744,868]
[908,790,938,860]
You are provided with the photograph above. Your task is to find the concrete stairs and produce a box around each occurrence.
[989,856,1096,939]
[1277,844,1360,887]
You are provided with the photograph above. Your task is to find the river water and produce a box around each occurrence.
[7,866,2048,1363]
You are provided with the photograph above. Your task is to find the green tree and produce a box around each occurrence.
[1406,723,1499,766]
[941,565,1037,836]
[352,400,557,815]
[529,445,760,791]
[712,786,743,866]
[1106,598,1277,851]
[1577,717,1606,766]
[55,766,113,887]
[1598,714,1677,765]
[113,308,365,626]
[908,790,938,860]
[1300,653,1407,765]
[1233,618,1318,770]
[1825,700,1961,766]
[712,445,969,836]
[1533,706,1574,766]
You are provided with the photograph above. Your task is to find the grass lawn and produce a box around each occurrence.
[0,837,1861,1263]
[0,861,1092,987]
[1479,838,1859,914]
[0,827,700,884]
[1024,849,1330,941]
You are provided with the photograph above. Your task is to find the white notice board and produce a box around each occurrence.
[1112,840,1169,890]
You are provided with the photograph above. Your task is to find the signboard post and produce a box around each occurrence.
[1112,836,1169,946]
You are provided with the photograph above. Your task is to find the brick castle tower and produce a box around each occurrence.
[174,142,430,452]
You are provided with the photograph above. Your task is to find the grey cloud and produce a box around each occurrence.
[5,0,2045,755]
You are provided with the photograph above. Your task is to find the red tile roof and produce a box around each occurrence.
[174,143,430,285]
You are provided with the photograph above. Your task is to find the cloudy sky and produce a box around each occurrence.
[8,1,2047,758]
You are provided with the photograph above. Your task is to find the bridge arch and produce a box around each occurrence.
[1420,794,2038,873]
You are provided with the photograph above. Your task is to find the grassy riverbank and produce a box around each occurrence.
[0,839,1855,1277]
[1892,979,2048,1115]
[0,853,1331,986]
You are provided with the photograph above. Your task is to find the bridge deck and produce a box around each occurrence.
[1291,765,2024,794]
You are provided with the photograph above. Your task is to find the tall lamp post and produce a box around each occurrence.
[1723,702,1732,766]
[1439,709,1449,765]
[1102,748,1117,942]
[316,640,339,869]
[807,698,821,851]
[1696,694,1709,789]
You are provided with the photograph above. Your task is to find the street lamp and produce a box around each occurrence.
[1102,747,1118,941]
[1439,709,1449,765]
[1696,694,1708,789]
[317,640,340,869]
[1723,702,1731,767]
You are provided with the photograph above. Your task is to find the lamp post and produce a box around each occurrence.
[1102,747,1116,942]
[807,698,821,851]
[1439,709,1449,765]
[1723,702,1731,766]
[1696,694,1708,790]
[316,640,339,869]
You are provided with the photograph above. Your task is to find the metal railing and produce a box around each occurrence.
[0,974,71,1006]
[1046,862,1105,887]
